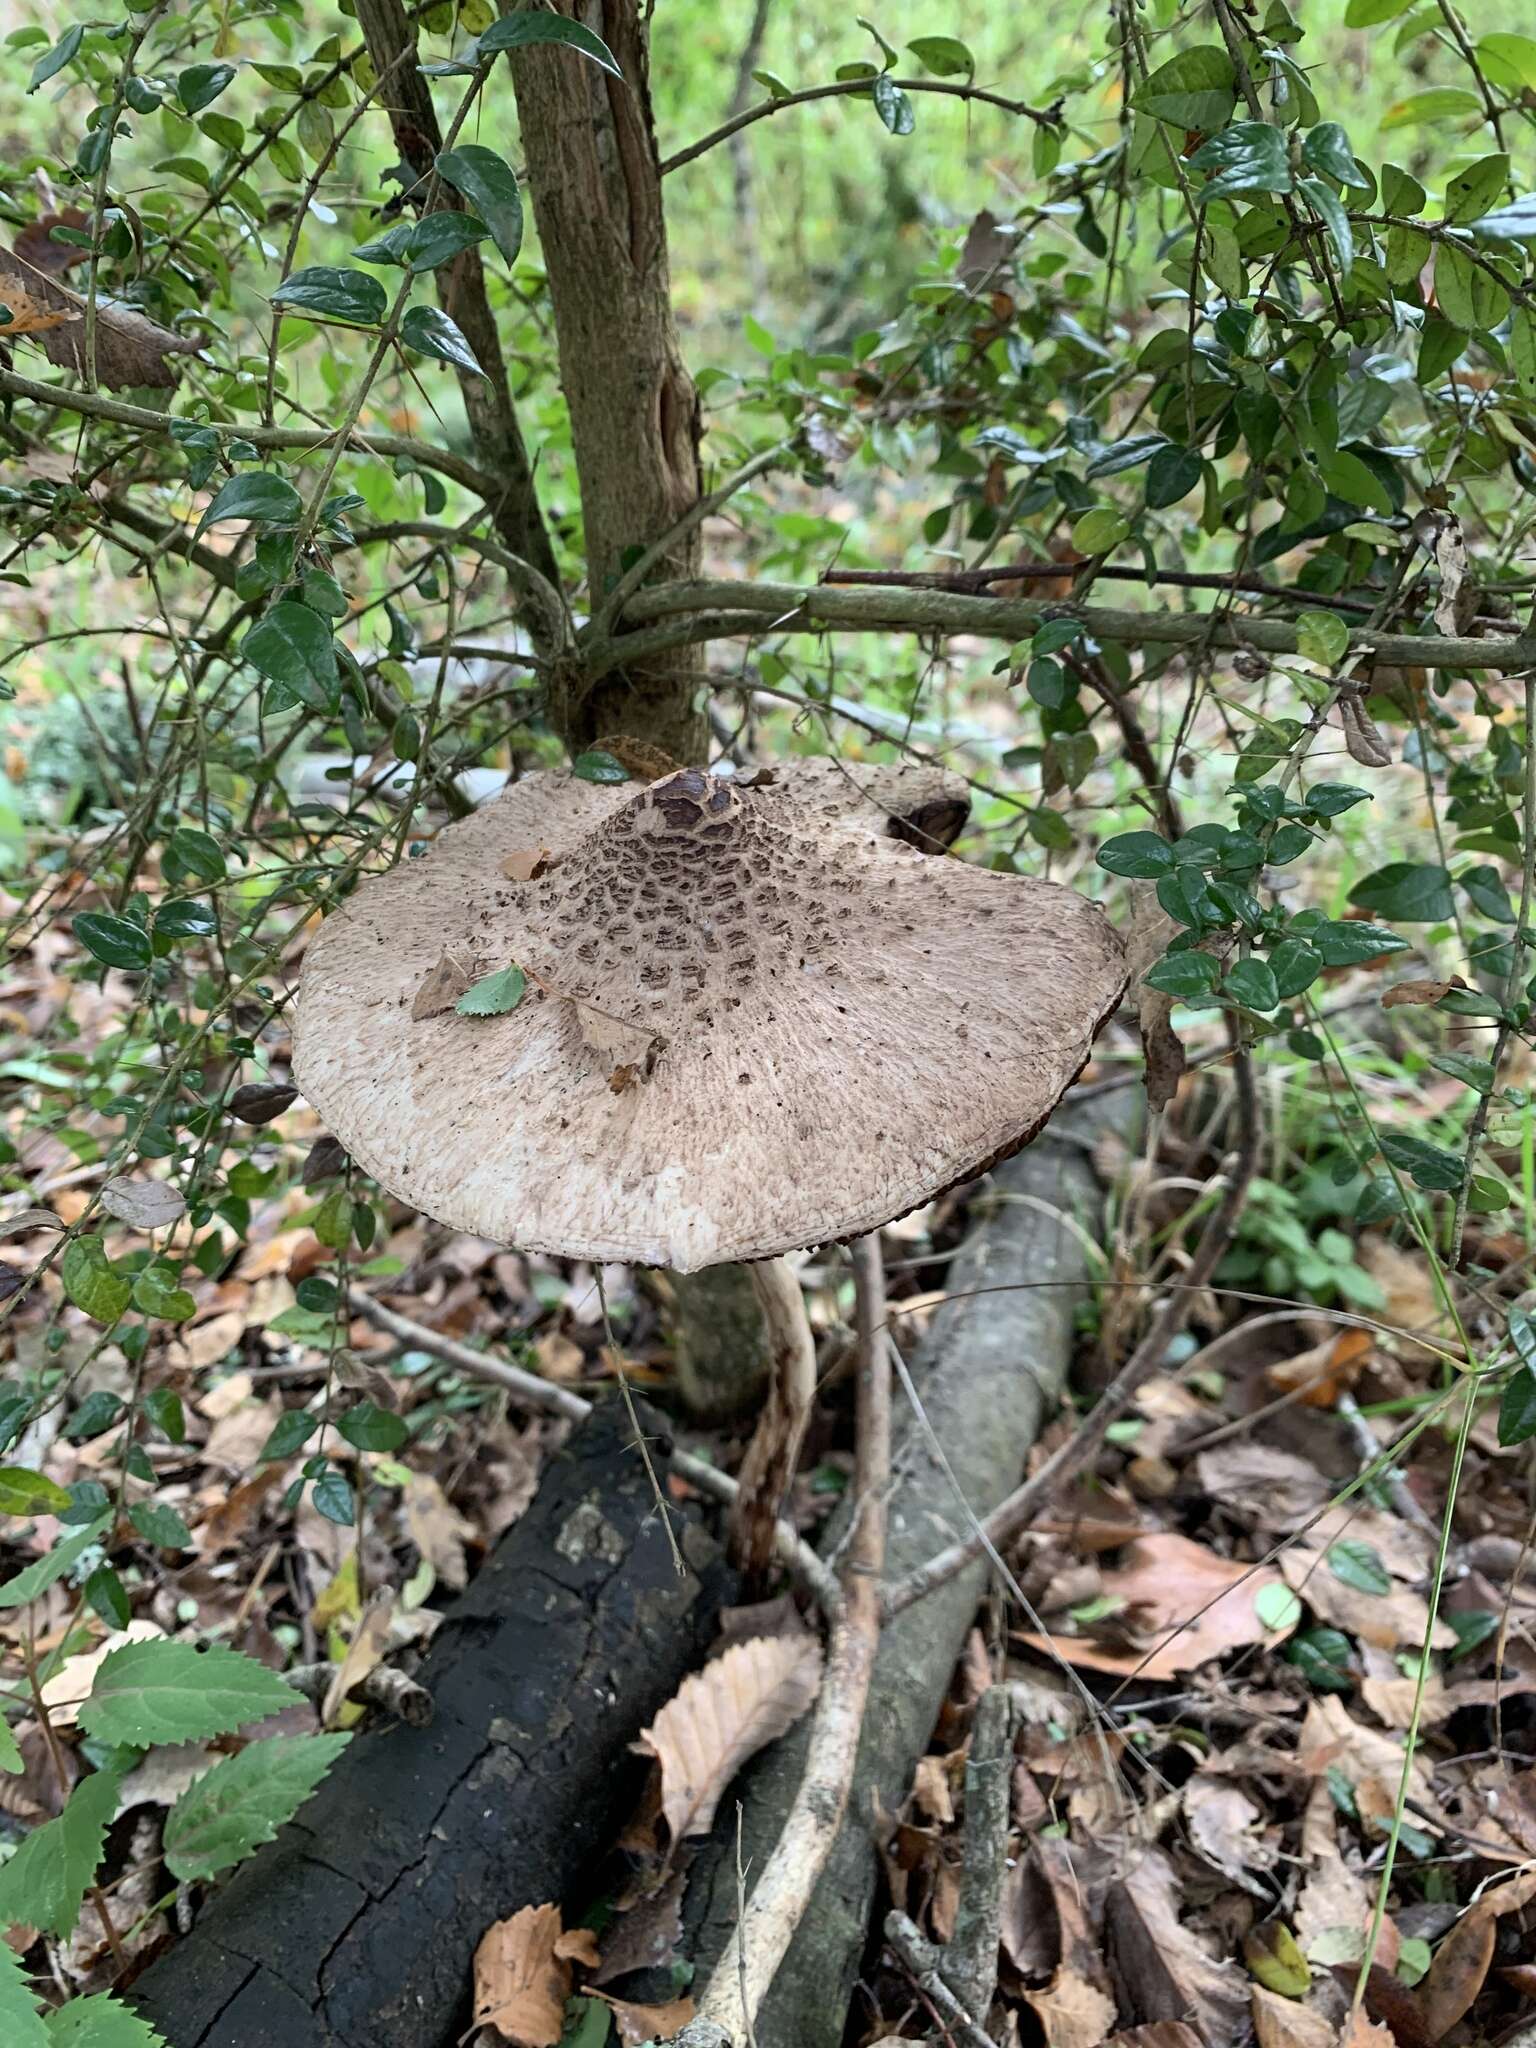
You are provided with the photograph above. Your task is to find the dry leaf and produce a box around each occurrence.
[1340,695,1393,768]
[572,1001,662,1085]
[1297,1697,1441,1828]
[472,1903,601,2047]
[592,1992,696,2045]
[1015,1531,1294,1680]
[411,947,477,1021]
[501,847,551,882]
[1431,515,1471,638]
[40,1621,165,1730]
[1250,1986,1332,2048]
[100,1176,187,1231]
[1382,978,1465,1011]
[1358,1237,1454,1365]
[911,1753,955,1827]
[322,1592,395,1726]
[0,241,198,388]
[1413,1867,1536,2042]
[1194,1443,1334,1528]
[1104,1849,1249,2048]
[1023,1837,1118,2048]
[1277,1542,1455,1652]
[1183,1776,1276,1893]
[633,1633,823,1846]
[959,208,1014,283]
[13,211,92,277]
[1264,1329,1372,1409]
[1340,2017,1397,2048]
[403,1469,476,1591]
[0,1207,64,1238]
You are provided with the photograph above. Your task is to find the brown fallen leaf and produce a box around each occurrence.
[13,210,93,277]
[1104,1850,1248,2047]
[1023,1836,1118,2048]
[1382,978,1465,1010]
[1105,2030,1204,2048]
[1250,1985,1333,2048]
[1298,1697,1443,1834]
[501,847,551,882]
[1413,1866,1536,2043]
[1264,1328,1373,1409]
[592,1991,695,2045]
[1183,1776,1276,1893]
[411,947,478,1021]
[572,1000,663,1085]
[473,1903,600,2047]
[1358,1236,1455,1366]
[321,1592,395,1727]
[1340,2012,1398,2048]
[1277,1541,1456,1653]
[1015,1531,1294,1680]
[633,1633,823,1847]
[402,1469,477,1591]
[1194,1442,1334,1529]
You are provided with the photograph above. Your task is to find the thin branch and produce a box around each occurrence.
[0,367,505,503]
[589,575,1536,674]
[697,1233,890,2038]
[821,562,1457,622]
[345,1283,842,1614]
[883,1052,1259,1619]
[662,75,1060,174]
[345,518,569,655]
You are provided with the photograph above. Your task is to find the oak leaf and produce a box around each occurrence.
[633,1633,823,1846]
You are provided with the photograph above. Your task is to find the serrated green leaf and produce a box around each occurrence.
[478,12,621,74]
[79,1640,295,1747]
[400,304,487,375]
[0,1941,46,2047]
[192,472,301,541]
[45,1993,169,2046]
[0,1768,121,1938]
[165,1735,351,1882]
[435,145,523,265]
[456,965,525,1017]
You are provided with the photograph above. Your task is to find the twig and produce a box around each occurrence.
[1336,1391,1442,1541]
[884,1051,1259,1619]
[344,1284,841,1614]
[822,562,1401,619]
[947,1683,1016,2022]
[697,1232,891,2038]
[661,75,1059,175]
[286,1659,434,1728]
[883,1911,995,2048]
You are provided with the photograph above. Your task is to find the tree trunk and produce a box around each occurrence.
[507,1,707,762]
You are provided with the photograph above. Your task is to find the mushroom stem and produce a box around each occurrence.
[727,1257,818,1582]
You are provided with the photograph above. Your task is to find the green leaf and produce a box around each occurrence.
[129,1501,192,1551]
[1378,1133,1465,1193]
[1071,507,1129,554]
[1382,88,1483,129]
[1344,0,1413,19]
[1312,920,1408,967]
[1478,33,1536,93]
[0,1719,22,1774]
[435,145,523,265]
[1097,831,1174,878]
[400,305,487,376]
[456,965,526,1017]
[29,25,84,91]
[1189,121,1291,203]
[260,1409,320,1462]
[1348,862,1454,922]
[164,1733,350,1882]
[45,1993,169,2046]
[1268,938,1322,1000]
[131,1268,197,1322]
[270,266,388,327]
[1445,153,1510,226]
[164,826,226,884]
[193,472,301,541]
[65,1392,123,1443]
[1511,306,1536,400]
[478,12,622,75]
[1499,1363,1536,1446]
[0,1943,46,2046]
[0,1468,72,1517]
[1144,951,1220,1000]
[906,35,973,77]
[1305,784,1371,818]
[336,1401,407,1453]
[1256,1582,1301,1632]
[1285,1624,1356,1693]
[571,749,630,784]
[1328,1540,1391,1595]
[1225,958,1280,1012]
[1145,445,1202,508]
[154,898,219,942]
[1432,1051,1497,1095]
[79,1639,295,1748]
[1356,1175,1407,1223]
[241,603,338,712]
[1381,163,1426,215]
[351,223,414,268]
[144,1388,186,1445]
[1130,45,1237,132]
[1434,240,1510,331]
[61,1240,132,1326]
[872,73,915,135]
[1301,123,1370,188]
[310,1466,355,1526]
[1459,864,1516,924]
[0,1768,121,1938]
[85,1566,130,1632]
[178,63,236,114]
[1296,609,1351,668]
[0,1516,111,1611]
[72,913,152,972]
[1299,176,1353,279]
[405,210,489,273]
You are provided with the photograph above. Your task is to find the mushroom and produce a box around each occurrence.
[291,767,1124,1574]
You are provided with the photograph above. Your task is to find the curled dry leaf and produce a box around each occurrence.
[1431,515,1472,638]
[632,1632,823,1847]
[592,1991,696,2045]
[1023,1837,1118,2048]
[100,1176,187,1231]
[0,241,199,388]
[1263,1328,1372,1409]
[1104,1850,1250,2048]
[1382,977,1466,1011]
[12,210,92,277]
[0,1207,64,1239]
[411,948,478,1021]
[472,1903,601,2048]
[1248,1987,1331,2048]
[228,1081,299,1126]
[1183,1776,1277,1893]
[301,1134,350,1186]
[402,1468,477,1591]
[1413,1866,1536,2043]
[1339,694,1393,768]
[573,1001,664,1087]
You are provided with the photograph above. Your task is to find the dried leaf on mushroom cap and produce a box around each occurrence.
[291,768,1125,1271]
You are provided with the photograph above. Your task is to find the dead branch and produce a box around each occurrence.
[285,1659,434,1729]
[884,1911,996,2048]
[947,1684,1017,2020]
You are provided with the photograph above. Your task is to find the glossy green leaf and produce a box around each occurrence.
[1130,45,1236,132]
[906,36,973,77]
[478,12,622,75]
[178,63,236,114]
[270,266,387,327]
[259,1409,320,1462]
[0,1468,71,1517]
[1189,121,1291,203]
[72,913,152,972]
[405,210,489,273]
[193,471,301,540]
[29,25,83,91]
[1348,862,1453,922]
[1097,831,1175,878]
[435,144,523,265]
[1301,122,1370,188]
[571,749,630,784]
[336,1401,408,1452]
[1225,958,1280,1012]
[1499,1363,1536,1446]
[400,304,486,375]
[1311,919,1409,965]
[241,603,338,712]
[872,73,915,134]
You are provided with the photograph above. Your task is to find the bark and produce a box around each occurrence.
[507,1,707,761]
[657,1093,1139,2048]
[353,0,558,589]
[127,1402,734,2048]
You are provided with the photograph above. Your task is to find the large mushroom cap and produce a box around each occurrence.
[292,769,1124,1271]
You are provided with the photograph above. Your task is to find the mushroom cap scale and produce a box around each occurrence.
[291,769,1125,1272]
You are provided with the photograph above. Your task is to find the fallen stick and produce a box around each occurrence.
[884,1912,995,2048]
[127,1401,734,2048]
[946,1683,1017,2021]
[695,1232,890,2039]
[284,1659,434,1728]
[667,1093,1134,2048]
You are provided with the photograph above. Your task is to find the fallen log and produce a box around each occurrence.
[665,1094,1135,2048]
[128,1401,734,2048]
